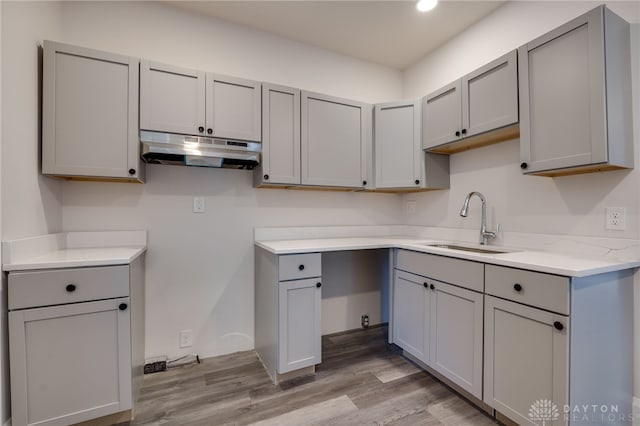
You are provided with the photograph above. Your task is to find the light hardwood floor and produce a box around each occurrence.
[129,326,497,426]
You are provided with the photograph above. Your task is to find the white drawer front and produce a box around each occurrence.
[9,266,129,310]
[278,253,321,281]
[485,265,570,315]
[395,249,484,292]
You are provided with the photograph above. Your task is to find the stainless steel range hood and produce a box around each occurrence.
[140,131,260,170]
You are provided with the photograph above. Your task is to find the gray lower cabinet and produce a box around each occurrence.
[393,250,633,424]
[484,295,568,426]
[374,100,449,191]
[301,91,371,189]
[519,5,632,176]
[429,280,483,399]
[423,50,518,154]
[392,250,484,400]
[255,83,301,186]
[140,61,261,142]
[7,258,145,426]
[42,41,143,182]
[278,278,322,373]
[484,264,633,425]
[255,248,322,383]
[392,270,430,363]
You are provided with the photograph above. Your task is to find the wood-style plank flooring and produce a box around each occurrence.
[129,326,497,426]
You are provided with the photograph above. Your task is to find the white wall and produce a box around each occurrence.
[1,2,67,423]
[46,1,405,360]
[402,0,640,399]
[0,2,5,423]
[1,1,63,240]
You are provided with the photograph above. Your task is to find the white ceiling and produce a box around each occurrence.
[168,1,506,69]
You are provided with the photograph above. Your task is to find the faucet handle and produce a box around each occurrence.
[482,231,497,240]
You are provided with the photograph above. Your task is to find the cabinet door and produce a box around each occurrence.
[429,281,483,399]
[462,50,518,138]
[9,298,132,426]
[208,74,261,142]
[261,84,301,185]
[140,61,206,136]
[392,270,429,363]
[301,91,368,188]
[374,100,422,189]
[422,81,462,149]
[278,278,321,374]
[484,296,568,426]
[519,7,606,173]
[42,41,141,180]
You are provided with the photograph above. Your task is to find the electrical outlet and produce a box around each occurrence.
[406,200,416,214]
[179,330,193,348]
[361,314,369,328]
[193,197,205,213]
[605,207,626,231]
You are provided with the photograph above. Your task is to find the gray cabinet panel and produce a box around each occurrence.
[42,41,142,181]
[395,249,484,293]
[208,74,261,142]
[429,281,483,399]
[393,270,429,363]
[519,5,632,175]
[484,296,568,426]
[463,50,518,137]
[375,100,450,190]
[422,81,462,150]
[278,278,322,373]
[9,298,132,426]
[259,84,301,185]
[140,61,206,137]
[301,91,368,188]
[424,50,519,154]
[374,100,421,189]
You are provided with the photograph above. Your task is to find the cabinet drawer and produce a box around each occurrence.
[9,266,129,310]
[485,265,569,315]
[278,254,321,281]
[395,249,484,292]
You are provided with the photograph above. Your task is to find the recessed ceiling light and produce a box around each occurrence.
[416,0,438,12]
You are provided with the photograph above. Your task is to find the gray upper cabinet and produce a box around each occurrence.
[423,50,519,154]
[519,5,632,176]
[374,100,449,191]
[422,81,462,150]
[256,83,301,186]
[207,74,261,142]
[140,61,261,142]
[301,91,370,188]
[42,41,143,182]
[140,61,206,137]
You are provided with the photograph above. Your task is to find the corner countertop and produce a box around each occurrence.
[255,236,640,278]
[2,231,147,272]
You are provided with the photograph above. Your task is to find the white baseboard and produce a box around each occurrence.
[633,397,640,426]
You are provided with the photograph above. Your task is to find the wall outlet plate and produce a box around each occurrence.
[193,197,205,213]
[605,207,626,231]
[406,200,416,214]
[179,329,193,348]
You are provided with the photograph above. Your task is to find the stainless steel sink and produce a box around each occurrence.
[423,243,512,254]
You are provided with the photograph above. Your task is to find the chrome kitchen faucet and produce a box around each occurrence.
[459,191,497,245]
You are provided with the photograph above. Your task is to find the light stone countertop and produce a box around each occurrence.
[2,231,147,271]
[255,236,640,278]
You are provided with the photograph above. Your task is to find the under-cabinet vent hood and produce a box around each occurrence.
[140,131,260,170]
